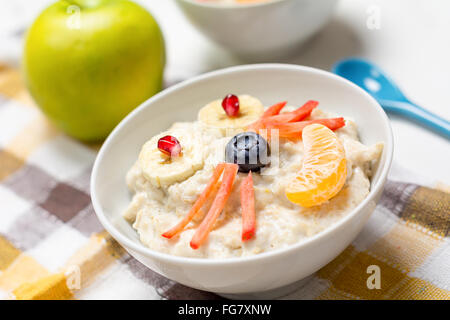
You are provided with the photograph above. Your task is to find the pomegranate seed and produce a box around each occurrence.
[158,135,182,157]
[222,94,240,117]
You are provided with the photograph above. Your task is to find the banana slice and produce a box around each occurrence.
[138,127,204,188]
[198,95,264,134]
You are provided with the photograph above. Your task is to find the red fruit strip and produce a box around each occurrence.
[241,171,256,241]
[248,100,318,132]
[162,163,226,239]
[190,163,239,249]
[261,101,287,118]
[247,101,287,132]
[262,100,318,124]
[266,118,345,138]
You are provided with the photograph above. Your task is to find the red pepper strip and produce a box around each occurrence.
[266,118,345,139]
[247,101,287,132]
[241,171,256,241]
[261,101,288,118]
[190,163,239,249]
[162,163,226,239]
[262,100,318,124]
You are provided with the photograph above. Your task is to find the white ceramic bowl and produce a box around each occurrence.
[91,64,393,299]
[174,0,338,60]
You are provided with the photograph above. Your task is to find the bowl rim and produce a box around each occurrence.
[91,63,394,266]
[177,0,285,9]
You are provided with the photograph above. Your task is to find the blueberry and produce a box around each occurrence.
[225,132,270,173]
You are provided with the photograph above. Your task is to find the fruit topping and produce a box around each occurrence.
[248,100,318,133]
[261,101,287,118]
[162,162,259,248]
[264,118,345,139]
[222,94,240,117]
[190,163,239,249]
[198,95,264,133]
[139,129,204,187]
[162,163,226,239]
[261,100,318,124]
[158,135,182,157]
[247,99,345,139]
[285,124,347,207]
[241,171,256,241]
[225,132,270,173]
[247,101,287,132]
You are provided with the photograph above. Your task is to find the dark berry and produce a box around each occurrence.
[225,132,270,173]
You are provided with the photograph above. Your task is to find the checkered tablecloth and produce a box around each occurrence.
[0,63,449,300]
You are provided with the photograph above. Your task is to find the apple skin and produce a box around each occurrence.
[23,0,165,141]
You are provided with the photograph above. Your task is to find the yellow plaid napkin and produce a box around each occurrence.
[0,64,449,300]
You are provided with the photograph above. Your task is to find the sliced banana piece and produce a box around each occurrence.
[198,95,264,134]
[138,127,204,188]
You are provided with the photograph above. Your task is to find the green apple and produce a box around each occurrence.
[23,0,165,141]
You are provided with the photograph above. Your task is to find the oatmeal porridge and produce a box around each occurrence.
[123,95,383,259]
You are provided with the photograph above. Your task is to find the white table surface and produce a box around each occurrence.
[1,0,449,183]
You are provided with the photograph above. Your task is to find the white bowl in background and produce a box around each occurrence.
[91,64,393,299]
[174,0,338,60]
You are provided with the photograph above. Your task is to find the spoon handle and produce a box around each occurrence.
[380,100,450,139]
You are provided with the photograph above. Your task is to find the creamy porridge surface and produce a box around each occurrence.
[123,106,383,259]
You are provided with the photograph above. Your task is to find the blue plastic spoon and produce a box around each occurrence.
[332,58,450,139]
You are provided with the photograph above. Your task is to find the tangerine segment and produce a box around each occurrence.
[285,124,347,207]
